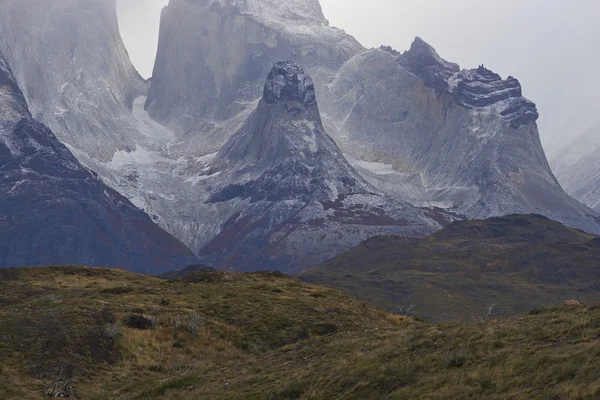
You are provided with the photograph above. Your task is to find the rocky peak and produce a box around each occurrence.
[208,61,368,203]
[454,67,538,128]
[263,62,317,109]
[399,37,460,93]
[396,38,538,129]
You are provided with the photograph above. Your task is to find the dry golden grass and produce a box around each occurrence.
[2,266,600,399]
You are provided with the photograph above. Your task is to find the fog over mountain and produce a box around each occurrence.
[117,0,600,155]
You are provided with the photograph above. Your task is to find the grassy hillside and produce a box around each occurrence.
[2,266,600,399]
[0,266,400,399]
[301,214,600,321]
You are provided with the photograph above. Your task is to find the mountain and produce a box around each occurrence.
[3,265,600,399]
[0,54,199,273]
[193,62,439,273]
[320,38,600,234]
[146,0,363,154]
[2,0,597,271]
[0,0,146,162]
[0,0,213,251]
[301,214,600,321]
[551,120,600,212]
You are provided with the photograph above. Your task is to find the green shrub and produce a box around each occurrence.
[444,349,469,368]
[102,286,134,295]
[268,382,305,400]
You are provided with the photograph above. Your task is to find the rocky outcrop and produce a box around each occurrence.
[146,0,363,155]
[0,54,199,273]
[193,62,439,272]
[322,38,600,234]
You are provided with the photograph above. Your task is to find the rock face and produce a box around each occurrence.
[2,0,598,273]
[321,38,600,234]
[551,121,600,213]
[0,0,146,162]
[0,54,199,273]
[146,0,363,155]
[194,62,438,273]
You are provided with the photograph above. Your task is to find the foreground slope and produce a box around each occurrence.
[302,214,600,321]
[0,55,198,273]
[322,39,600,234]
[194,62,438,272]
[2,266,600,399]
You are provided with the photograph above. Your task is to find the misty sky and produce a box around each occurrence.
[117,0,600,153]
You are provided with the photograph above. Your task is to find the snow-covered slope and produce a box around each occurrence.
[551,121,600,212]
[146,0,363,155]
[194,62,439,272]
[321,38,600,234]
[0,0,146,162]
[0,54,199,272]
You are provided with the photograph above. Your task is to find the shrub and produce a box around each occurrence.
[102,286,134,295]
[444,349,469,368]
[103,323,122,340]
[529,307,546,315]
[187,313,202,337]
[313,323,338,336]
[169,316,183,334]
[268,382,305,400]
[124,314,155,330]
[46,294,63,304]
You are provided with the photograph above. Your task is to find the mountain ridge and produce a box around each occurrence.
[0,53,199,273]
[301,214,600,321]
[321,39,600,235]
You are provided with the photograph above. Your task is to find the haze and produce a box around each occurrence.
[117,0,600,153]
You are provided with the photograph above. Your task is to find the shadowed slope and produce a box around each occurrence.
[301,214,600,321]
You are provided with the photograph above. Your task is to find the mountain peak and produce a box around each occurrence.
[409,36,436,54]
[399,37,460,92]
[263,61,316,108]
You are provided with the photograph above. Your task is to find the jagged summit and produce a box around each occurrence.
[396,38,538,128]
[263,62,316,107]
[399,37,460,92]
[452,67,539,128]
[323,40,600,235]
[210,62,367,202]
[192,62,438,272]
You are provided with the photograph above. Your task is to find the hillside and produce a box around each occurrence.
[301,214,600,321]
[2,266,600,399]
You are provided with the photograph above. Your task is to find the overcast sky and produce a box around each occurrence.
[117,0,600,153]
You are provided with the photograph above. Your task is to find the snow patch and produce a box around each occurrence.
[132,96,175,145]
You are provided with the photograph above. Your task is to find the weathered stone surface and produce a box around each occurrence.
[195,62,439,272]
[0,55,199,273]
[321,39,600,235]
